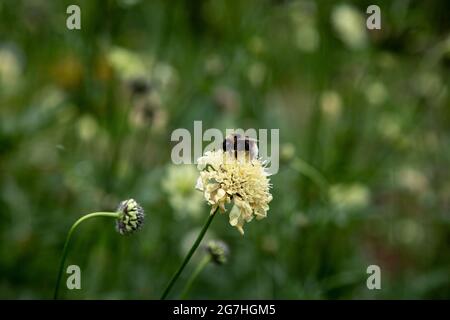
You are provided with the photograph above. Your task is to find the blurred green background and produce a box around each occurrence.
[0,0,449,299]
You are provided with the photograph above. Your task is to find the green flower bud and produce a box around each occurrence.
[116,199,145,235]
[206,240,229,265]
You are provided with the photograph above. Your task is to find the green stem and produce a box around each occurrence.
[160,209,218,300]
[53,211,119,300]
[291,157,329,192]
[180,255,211,299]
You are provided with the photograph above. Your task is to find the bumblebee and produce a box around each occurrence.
[222,133,258,160]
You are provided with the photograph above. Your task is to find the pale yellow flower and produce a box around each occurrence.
[196,150,272,235]
[162,165,204,219]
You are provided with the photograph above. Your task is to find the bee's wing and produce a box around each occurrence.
[235,138,249,151]
[223,138,235,152]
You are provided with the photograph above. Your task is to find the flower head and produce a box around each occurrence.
[329,183,370,211]
[162,165,204,218]
[331,4,367,50]
[196,150,272,235]
[116,199,145,235]
[206,240,229,265]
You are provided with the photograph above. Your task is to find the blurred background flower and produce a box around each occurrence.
[162,165,204,219]
[0,45,24,94]
[331,4,368,50]
[0,0,449,299]
[329,183,370,212]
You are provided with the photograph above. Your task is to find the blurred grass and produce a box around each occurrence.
[0,0,449,299]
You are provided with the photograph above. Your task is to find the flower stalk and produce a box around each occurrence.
[160,208,218,300]
[180,239,229,299]
[53,198,145,299]
[53,212,119,300]
[180,255,211,299]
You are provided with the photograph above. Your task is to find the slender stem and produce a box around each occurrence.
[160,209,218,300]
[291,157,328,191]
[53,212,119,300]
[180,255,211,299]
[291,157,329,204]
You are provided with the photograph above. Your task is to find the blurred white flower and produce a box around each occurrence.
[107,46,148,80]
[396,167,429,194]
[280,143,296,163]
[329,183,370,211]
[152,62,178,91]
[331,4,367,50]
[247,62,266,87]
[294,24,320,52]
[395,219,425,246]
[162,165,204,219]
[365,81,388,106]
[0,46,23,93]
[377,113,402,142]
[320,90,342,120]
[77,115,99,141]
[290,4,320,53]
